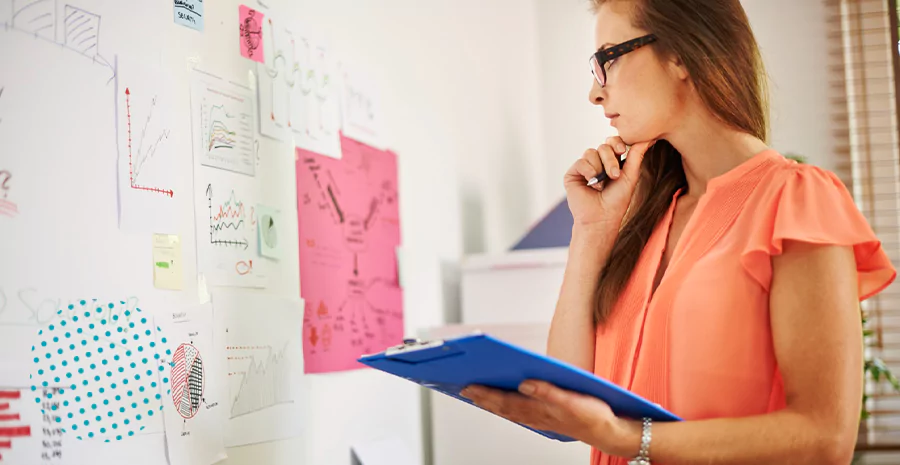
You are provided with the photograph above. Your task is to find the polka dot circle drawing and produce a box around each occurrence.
[30,299,171,442]
[171,343,204,419]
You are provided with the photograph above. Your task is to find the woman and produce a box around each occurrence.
[459,0,897,463]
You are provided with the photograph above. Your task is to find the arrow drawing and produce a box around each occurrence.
[126,88,174,197]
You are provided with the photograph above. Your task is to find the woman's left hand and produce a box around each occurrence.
[459,380,642,458]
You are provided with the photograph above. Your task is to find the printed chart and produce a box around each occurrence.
[192,73,256,177]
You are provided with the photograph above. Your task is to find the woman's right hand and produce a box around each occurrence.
[564,136,654,228]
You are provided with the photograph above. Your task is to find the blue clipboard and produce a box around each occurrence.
[357,332,682,442]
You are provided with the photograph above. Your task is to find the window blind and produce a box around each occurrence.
[827,0,900,453]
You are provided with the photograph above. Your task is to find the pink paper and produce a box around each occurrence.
[238,5,264,63]
[296,135,403,373]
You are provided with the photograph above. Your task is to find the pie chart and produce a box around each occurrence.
[261,213,277,249]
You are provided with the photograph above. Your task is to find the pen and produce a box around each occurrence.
[586,153,627,187]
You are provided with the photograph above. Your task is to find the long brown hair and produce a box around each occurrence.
[591,0,769,325]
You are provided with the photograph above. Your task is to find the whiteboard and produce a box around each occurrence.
[0,0,558,461]
[0,0,414,463]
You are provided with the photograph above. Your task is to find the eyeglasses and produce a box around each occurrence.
[590,34,658,87]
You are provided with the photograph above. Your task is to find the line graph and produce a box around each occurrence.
[227,342,293,419]
[125,88,174,197]
[195,83,254,176]
[207,104,236,151]
[206,184,250,250]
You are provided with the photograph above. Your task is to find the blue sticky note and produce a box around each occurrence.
[173,0,203,31]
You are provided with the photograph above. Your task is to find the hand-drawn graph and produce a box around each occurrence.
[171,344,204,420]
[195,182,265,287]
[125,88,173,197]
[216,292,302,447]
[297,136,403,373]
[193,76,255,176]
[0,170,17,219]
[227,343,292,419]
[207,184,251,250]
[5,1,116,82]
[117,62,179,232]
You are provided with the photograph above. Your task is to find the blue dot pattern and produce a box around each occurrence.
[30,300,171,442]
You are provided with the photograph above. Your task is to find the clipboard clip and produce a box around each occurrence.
[385,338,445,356]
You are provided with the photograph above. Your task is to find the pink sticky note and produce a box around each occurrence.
[296,135,404,374]
[238,5,264,63]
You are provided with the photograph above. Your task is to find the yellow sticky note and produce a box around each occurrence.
[153,234,184,290]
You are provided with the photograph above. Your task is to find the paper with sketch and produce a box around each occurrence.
[255,11,290,141]
[212,290,304,447]
[293,29,342,158]
[339,64,384,149]
[190,69,268,288]
[174,0,203,31]
[160,303,227,465]
[296,135,404,373]
[152,234,184,290]
[239,5,265,63]
[117,59,182,233]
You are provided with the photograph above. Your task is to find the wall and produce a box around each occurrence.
[286,3,545,464]
[0,0,546,464]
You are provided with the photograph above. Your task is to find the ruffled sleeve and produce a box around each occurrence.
[740,164,896,300]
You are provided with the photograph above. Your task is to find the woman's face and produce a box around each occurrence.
[589,2,688,144]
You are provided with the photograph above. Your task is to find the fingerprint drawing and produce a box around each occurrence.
[29,300,172,442]
[171,343,204,420]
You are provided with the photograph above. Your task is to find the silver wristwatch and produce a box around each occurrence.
[627,417,652,465]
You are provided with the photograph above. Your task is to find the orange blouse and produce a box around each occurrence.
[591,150,897,465]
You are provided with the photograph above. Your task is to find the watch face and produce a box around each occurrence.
[261,213,277,248]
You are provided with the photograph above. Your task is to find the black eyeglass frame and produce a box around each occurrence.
[590,34,658,87]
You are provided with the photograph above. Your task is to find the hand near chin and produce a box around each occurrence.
[564,136,656,229]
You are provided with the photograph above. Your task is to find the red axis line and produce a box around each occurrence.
[125,88,175,198]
